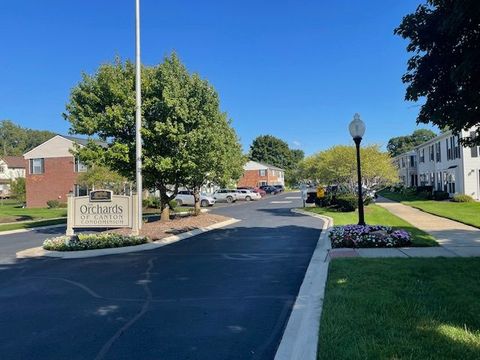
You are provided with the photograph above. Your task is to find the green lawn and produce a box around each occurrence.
[0,202,67,223]
[319,258,480,360]
[0,218,67,232]
[305,204,437,246]
[379,190,480,228]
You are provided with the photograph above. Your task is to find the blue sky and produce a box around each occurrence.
[0,0,434,155]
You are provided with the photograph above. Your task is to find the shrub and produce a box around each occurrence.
[168,200,177,210]
[142,198,151,208]
[329,225,411,248]
[46,200,60,209]
[336,195,358,212]
[391,184,405,193]
[58,202,68,208]
[452,194,474,203]
[416,185,433,194]
[433,190,450,201]
[43,233,148,251]
[363,196,374,206]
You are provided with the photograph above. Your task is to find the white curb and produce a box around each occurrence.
[275,209,333,360]
[16,218,240,260]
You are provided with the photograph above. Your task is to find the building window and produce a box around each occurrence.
[429,145,434,161]
[260,181,267,186]
[401,158,405,168]
[470,131,479,158]
[409,155,416,168]
[259,169,266,176]
[74,184,88,196]
[419,149,425,163]
[29,158,44,174]
[0,166,4,173]
[75,159,88,172]
[435,142,441,162]
[454,136,461,159]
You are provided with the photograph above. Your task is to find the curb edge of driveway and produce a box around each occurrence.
[16,218,241,260]
[274,209,333,360]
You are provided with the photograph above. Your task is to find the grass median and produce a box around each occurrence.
[379,190,480,228]
[318,258,480,360]
[304,204,437,246]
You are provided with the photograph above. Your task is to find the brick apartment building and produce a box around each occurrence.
[23,135,92,207]
[237,160,285,188]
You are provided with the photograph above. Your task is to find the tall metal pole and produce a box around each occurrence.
[354,137,365,226]
[134,0,142,234]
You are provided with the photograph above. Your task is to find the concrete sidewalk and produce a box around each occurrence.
[373,196,480,256]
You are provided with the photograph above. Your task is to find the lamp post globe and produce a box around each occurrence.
[349,113,366,139]
[349,113,366,226]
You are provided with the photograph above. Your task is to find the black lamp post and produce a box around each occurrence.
[349,113,366,226]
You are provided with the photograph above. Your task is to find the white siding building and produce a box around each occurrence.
[0,156,26,197]
[394,127,480,200]
[393,150,417,187]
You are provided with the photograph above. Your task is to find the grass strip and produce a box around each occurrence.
[379,190,480,228]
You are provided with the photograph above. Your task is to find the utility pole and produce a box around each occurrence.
[133,0,142,235]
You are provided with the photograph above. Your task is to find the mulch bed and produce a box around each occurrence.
[107,213,230,241]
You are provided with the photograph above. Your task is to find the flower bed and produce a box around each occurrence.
[329,225,411,248]
[43,233,148,251]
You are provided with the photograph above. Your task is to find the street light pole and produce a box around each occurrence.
[349,113,366,226]
[133,0,142,234]
[353,137,365,225]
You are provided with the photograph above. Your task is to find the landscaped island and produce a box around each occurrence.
[42,213,230,252]
[305,204,437,247]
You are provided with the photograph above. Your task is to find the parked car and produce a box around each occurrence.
[273,185,285,193]
[252,187,267,197]
[175,190,216,207]
[235,189,261,201]
[213,189,238,203]
[260,185,280,194]
[237,186,267,197]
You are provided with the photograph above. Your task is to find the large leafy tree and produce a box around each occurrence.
[387,129,436,157]
[249,135,304,186]
[299,145,397,190]
[249,135,294,169]
[64,53,242,220]
[395,0,480,145]
[175,74,245,214]
[0,120,55,156]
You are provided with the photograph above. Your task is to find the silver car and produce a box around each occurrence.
[175,190,216,207]
[235,189,261,201]
[213,189,238,203]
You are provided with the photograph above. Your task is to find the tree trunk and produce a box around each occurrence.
[160,205,170,221]
[159,186,171,221]
[193,187,201,216]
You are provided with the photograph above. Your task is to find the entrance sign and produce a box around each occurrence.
[66,190,138,236]
[89,190,112,202]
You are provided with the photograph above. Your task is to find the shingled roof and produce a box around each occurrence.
[1,156,25,169]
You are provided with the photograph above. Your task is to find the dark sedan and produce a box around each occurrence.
[260,185,280,194]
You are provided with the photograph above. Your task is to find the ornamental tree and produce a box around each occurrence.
[299,145,397,189]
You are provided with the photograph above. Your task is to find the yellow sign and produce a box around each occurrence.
[316,186,325,198]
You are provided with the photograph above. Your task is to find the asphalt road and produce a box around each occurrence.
[0,192,322,360]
